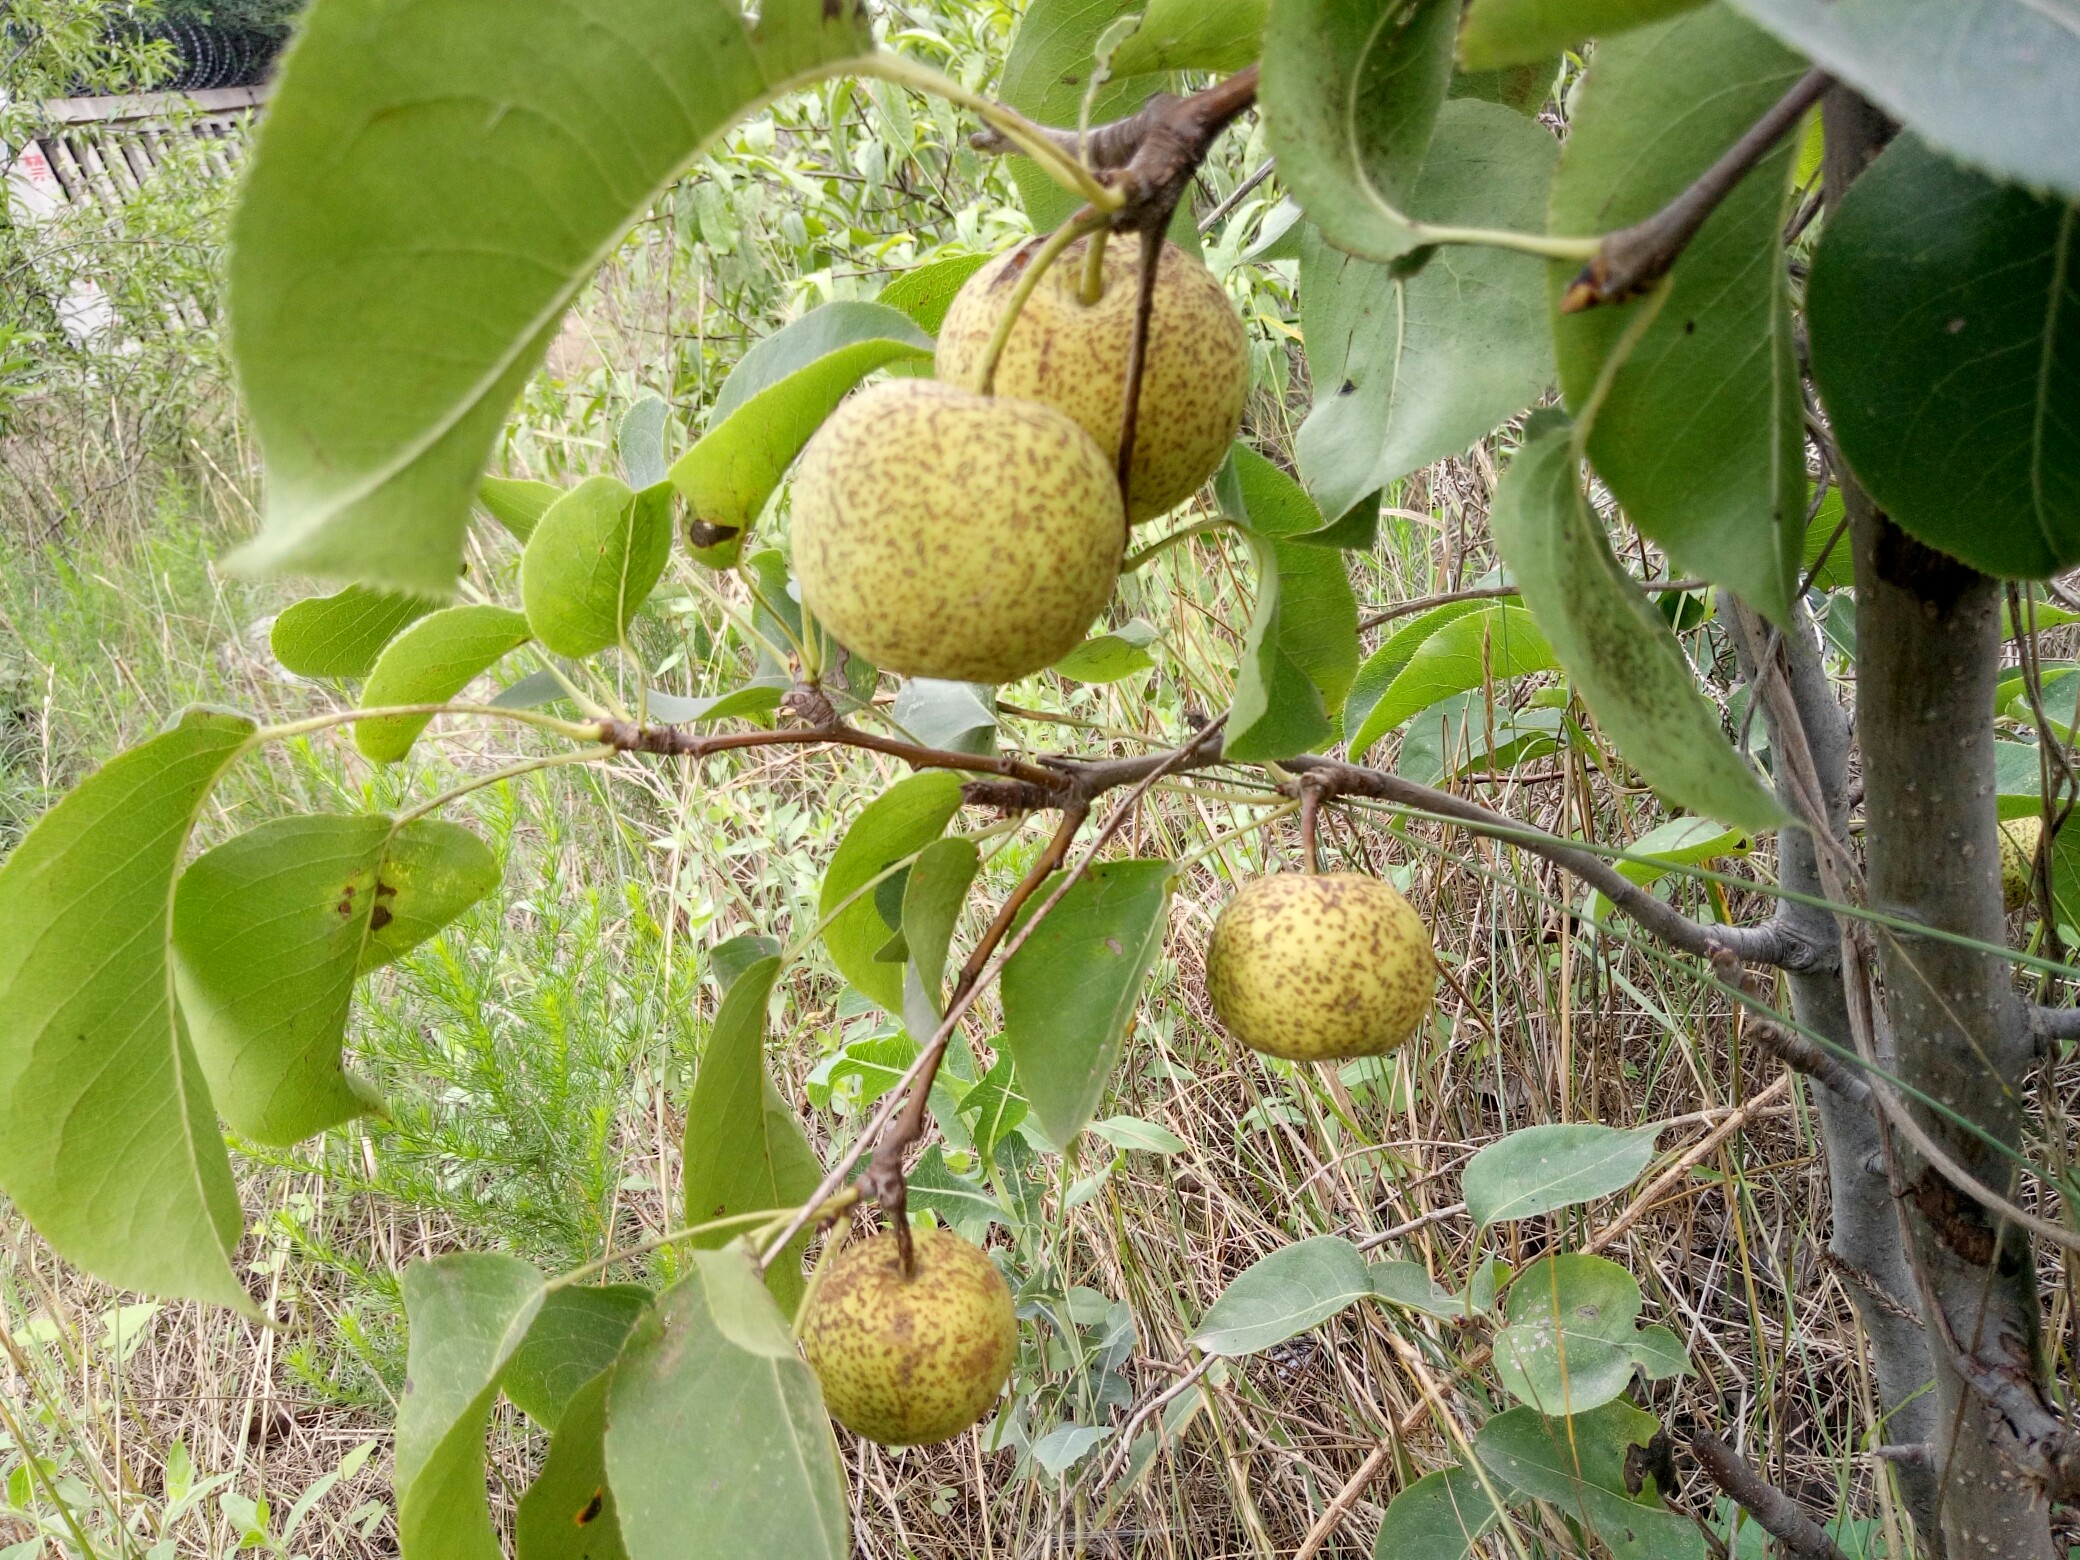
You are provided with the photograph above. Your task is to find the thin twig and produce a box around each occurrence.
[1561,68,1833,311]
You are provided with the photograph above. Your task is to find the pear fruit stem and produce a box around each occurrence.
[976,209,1107,396]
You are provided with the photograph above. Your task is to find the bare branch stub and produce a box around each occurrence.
[1686,1428,1850,1560]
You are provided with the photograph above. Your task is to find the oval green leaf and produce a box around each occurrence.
[227,0,875,594]
[398,1253,548,1560]
[668,301,933,567]
[174,814,497,1145]
[1549,8,1807,621]
[1189,1235,1374,1356]
[480,477,562,544]
[0,709,255,1309]
[681,956,825,1313]
[271,586,434,680]
[521,476,674,657]
[1463,1120,1662,1227]
[1296,101,1558,523]
[1347,604,1557,756]
[1001,859,1174,1149]
[1492,1253,1645,1415]
[355,605,532,763]
[819,771,965,1013]
[1724,0,2080,204]
[1808,133,2079,580]
[1260,0,1460,263]
[1490,418,1784,832]
[603,1248,849,1560]
[1371,1465,1507,1560]
[504,1284,652,1433]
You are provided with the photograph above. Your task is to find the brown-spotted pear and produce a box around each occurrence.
[1206,873,1437,1062]
[2000,815,2041,912]
[791,379,1125,685]
[935,234,1250,523]
[799,1227,1017,1447]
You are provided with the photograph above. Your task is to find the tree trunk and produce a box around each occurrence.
[1850,498,2056,1560]
[1727,599,1944,1545]
[1826,87,2055,1558]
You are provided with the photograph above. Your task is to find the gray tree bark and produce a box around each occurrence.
[1726,599,1944,1545]
[1850,502,2056,1559]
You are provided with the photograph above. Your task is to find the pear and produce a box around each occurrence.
[792,379,1125,685]
[1999,815,2042,911]
[935,234,1250,523]
[799,1227,1017,1447]
[1206,873,1437,1062]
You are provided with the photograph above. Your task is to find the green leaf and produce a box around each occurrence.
[1372,1465,1507,1560]
[1629,1324,1694,1382]
[1490,419,1783,832]
[907,1144,1007,1239]
[480,477,563,545]
[603,1248,849,1560]
[1477,1402,1700,1560]
[1346,605,1557,757]
[1549,8,1807,620]
[1260,0,1460,263]
[1088,1115,1189,1156]
[891,679,996,756]
[0,710,255,1308]
[521,477,674,658]
[173,815,496,1144]
[669,302,934,567]
[1000,0,1172,234]
[1344,601,1496,739]
[1459,0,1703,69]
[1001,860,1174,1148]
[619,394,673,490]
[1451,59,1561,115]
[1586,815,1752,923]
[879,253,992,335]
[1800,488,1853,592]
[398,1254,548,1560]
[359,819,503,970]
[681,957,824,1314]
[1190,1235,1374,1355]
[1053,619,1160,683]
[1463,1121,1662,1226]
[1492,1253,1646,1415]
[899,837,981,1043]
[820,772,965,1013]
[1217,446,1360,761]
[503,1285,651,1432]
[960,1059,1029,1170]
[1108,0,1268,75]
[1370,1260,1487,1320]
[270,587,434,680]
[516,1370,629,1560]
[1296,101,1558,522]
[1723,0,2080,204]
[1808,134,2079,579]
[227,0,874,594]
[355,606,532,764]
[644,686,785,727]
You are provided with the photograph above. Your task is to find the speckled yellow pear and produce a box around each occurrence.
[1206,873,1438,1062]
[791,379,1125,685]
[1999,815,2042,911]
[935,233,1250,523]
[799,1227,1017,1447]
